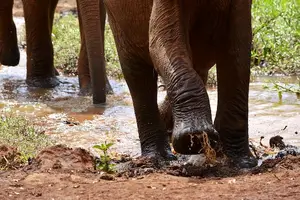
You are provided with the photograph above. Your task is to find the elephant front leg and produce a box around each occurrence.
[149,1,219,155]
[22,0,59,88]
[0,0,20,66]
[215,0,257,168]
[77,7,113,96]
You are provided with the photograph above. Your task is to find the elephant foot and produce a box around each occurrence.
[26,76,60,88]
[142,149,177,165]
[225,150,258,169]
[0,47,20,66]
[172,121,219,155]
[142,142,177,162]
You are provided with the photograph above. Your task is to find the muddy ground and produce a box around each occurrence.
[0,0,299,199]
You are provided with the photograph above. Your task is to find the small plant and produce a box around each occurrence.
[93,142,115,173]
[263,79,300,103]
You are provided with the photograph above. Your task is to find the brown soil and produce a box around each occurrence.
[1,144,300,200]
[13,0,77,17]
[7,1,300,199]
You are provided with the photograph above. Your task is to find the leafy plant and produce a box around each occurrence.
[93,142,115,173]
[251,0,300,75]
[263,78,300,103]
[0,112,54,168]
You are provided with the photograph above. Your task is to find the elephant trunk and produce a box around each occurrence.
[77,0,106,104]
[149,0,218,154]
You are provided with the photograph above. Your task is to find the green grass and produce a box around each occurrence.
[52,14,80,76]
[0,112,54,168]
[52,14,122,79]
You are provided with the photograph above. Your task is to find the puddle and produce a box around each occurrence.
[0,17,298,158]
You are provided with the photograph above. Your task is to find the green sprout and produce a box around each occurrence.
[93,142,115,173]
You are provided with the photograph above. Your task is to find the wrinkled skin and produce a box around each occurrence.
[0,0,112,104]
[105,0,257,168]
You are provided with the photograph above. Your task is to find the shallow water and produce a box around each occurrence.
[0,17,298,157]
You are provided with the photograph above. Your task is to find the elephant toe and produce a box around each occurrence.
[26,76,60,88]
[227,154,258,169]
[142,150,177,164]
[142,143,177,162]
[172,125,219,155]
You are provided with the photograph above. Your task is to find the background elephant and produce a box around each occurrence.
[105,0,257,168]
[0,0,20,66]
[0,0,111,104]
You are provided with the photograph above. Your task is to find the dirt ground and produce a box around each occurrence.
[4,1,300,199]
[1,144,300,200]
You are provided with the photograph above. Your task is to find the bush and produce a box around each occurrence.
[251,0,300,75]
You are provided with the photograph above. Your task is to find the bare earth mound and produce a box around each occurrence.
[0,144,300,200]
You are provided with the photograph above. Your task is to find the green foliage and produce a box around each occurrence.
[207,65,217,87]
[0,112,54,165]
[251,0,300,75]
[52,14,122,78]
[93,142,115,173]
[52,14,80,75]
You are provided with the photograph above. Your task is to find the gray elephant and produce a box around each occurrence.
[104,0,257,168]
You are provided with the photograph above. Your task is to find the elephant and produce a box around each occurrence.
[0,0,111,104]
[104,0,257,168]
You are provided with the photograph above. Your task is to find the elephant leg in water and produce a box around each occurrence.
[22,0,60,88]
[105,0,257,168]
[22,0,111,103]
[77,0,113,96]
[0,0,20,66]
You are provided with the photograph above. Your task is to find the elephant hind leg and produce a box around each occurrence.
[120,55,175,160]
[77,35,113,96]
[76,1,113,96]
[214,1,257,169]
